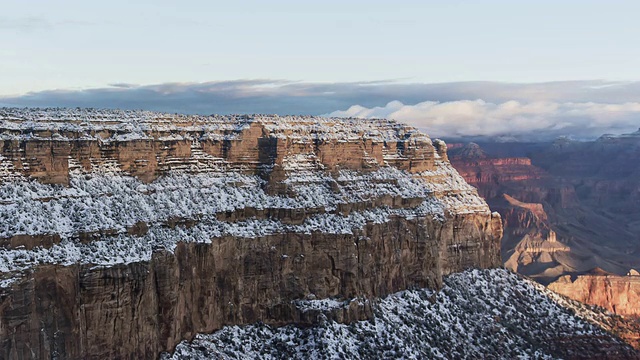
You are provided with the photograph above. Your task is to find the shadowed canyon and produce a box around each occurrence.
[448,130,640,319]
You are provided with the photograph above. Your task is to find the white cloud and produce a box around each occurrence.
[0,17,93,32]
[0,17,52,31]
[327,100,640,140]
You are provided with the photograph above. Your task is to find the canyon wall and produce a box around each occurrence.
[449,137,640,317]
[0,109,501,359]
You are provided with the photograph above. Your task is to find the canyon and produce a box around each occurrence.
[0,108,637,359]
[448,131,640,318]
[0,108,502,359]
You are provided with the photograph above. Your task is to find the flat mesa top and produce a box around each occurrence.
[0,107,430,142]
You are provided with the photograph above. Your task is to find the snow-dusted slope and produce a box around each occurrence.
[164,269,639,360]
[0,107,429,142]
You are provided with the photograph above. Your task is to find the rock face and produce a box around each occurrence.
[0,108,501,359]
[498,194,571,280]
[448,142,549,200]
[548,271,640,317]
[448,137,640,316]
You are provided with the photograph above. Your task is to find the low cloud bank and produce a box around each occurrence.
[328,100,640,140]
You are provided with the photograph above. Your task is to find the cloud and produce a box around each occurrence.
[2,79,640,140]
[328,100,640,140]
[0,17,52,31]
[0,80,410,115]
[0,17,93,32]
[108,83,138,89]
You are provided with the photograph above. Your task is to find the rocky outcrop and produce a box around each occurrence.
[449,143,579,283]
[548,271,640,317]
[0,108,501,359]
[0,215,501,360]
[448,142,550,201]
[498,194,571,282]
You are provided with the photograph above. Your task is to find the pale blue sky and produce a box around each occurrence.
[2,0,640,96]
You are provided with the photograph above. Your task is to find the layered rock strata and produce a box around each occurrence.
[447,142,549,200]
[549,270,640,317]
[0,108,501,359]
[449,142,577,283]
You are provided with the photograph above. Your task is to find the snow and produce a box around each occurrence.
[0,200,448,278]
[0,169,391,237]
[162,269,633,360]
[294,298,350,312]
[0,108,429,143]
[0,153,481,246]
[0,159,480,285]
[0,108,628,358]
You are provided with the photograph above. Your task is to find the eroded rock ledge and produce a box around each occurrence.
[548,271,640,317]
[0,108,501,359]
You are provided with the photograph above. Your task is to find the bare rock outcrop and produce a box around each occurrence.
[448,142,550,201]
[548,272,640,317]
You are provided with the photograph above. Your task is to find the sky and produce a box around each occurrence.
[2,1,640,139]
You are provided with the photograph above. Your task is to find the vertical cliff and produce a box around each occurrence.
[0,108,501,359]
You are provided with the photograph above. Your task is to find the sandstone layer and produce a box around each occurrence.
[0,108,501,359]
[548,271,640,317]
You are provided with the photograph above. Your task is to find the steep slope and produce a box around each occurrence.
[498,194,570,280]
[0,108,501,359]
[164,269,640,360]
